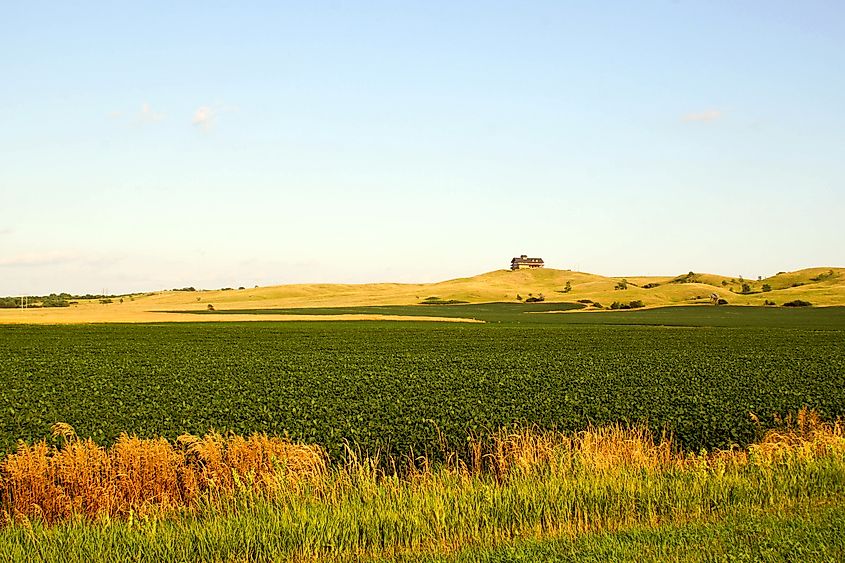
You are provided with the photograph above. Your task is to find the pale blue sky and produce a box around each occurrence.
[1,1,843,294]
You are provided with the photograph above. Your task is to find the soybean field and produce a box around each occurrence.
[2,306,843,460]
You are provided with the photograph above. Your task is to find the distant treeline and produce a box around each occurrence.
[0,292,130,308]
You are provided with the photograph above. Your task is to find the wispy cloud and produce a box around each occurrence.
[192,106,213,130]
[140,102,164,123]
[681,109,723,123]
[107,102,165,124]
[192,106,216,131]
[0,251,80,267]
[192,104,236,132]
[0,251,123,269]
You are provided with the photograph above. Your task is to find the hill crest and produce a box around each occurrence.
[1,267,842,324]
[122,266,845,308]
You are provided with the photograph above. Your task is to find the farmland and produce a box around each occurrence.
[2,266,843,325]
[2,306,843,460]
[2,304,845,561]
[189,302,845,328]
[6,1,845,556]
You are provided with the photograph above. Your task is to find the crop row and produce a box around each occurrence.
[1,322,843,460]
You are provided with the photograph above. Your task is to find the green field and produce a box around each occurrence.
[2,305,844,460]
[184,302,845,328]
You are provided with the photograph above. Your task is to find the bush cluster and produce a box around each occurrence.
[783,300,812,307]
[610,300,644,310]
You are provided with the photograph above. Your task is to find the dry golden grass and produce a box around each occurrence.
[0,308,481,325]
[3,409,842,526]
[1,266,842,324]
[0,425,326,525]
[750,408,845,465]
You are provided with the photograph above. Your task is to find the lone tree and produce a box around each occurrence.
[563,281,572,293]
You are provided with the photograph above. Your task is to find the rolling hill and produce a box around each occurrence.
[1,267,843,324]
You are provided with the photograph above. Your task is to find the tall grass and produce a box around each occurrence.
[1,409,844,561]
[0,425,326,524]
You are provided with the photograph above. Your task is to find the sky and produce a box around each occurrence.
[1,1,844,295]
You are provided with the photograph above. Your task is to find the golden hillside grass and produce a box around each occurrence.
[2,409,843,526]
[1,267,842,324]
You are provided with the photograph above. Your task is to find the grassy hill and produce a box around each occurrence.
[141,266,844,309]
[1,267,843,323]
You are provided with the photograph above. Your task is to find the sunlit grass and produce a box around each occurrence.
[1,410,843,561]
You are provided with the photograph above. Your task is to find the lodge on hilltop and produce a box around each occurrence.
[510,255,544,270]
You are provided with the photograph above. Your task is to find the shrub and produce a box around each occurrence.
[762,284,772,292]
[717,299,729,305]
[42,295,70,308]
[810,270,834,282]
[642,283,660,289]
[764,300,776,306]
[783,300,812,307]
[577,299,593,304]
[525,294,545,303]
[591,302,603,309]
[672,272,697,284]
[741,283,752,294]
[207,304,215,311]
[614,279,628,290]
[628,300,645,309]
